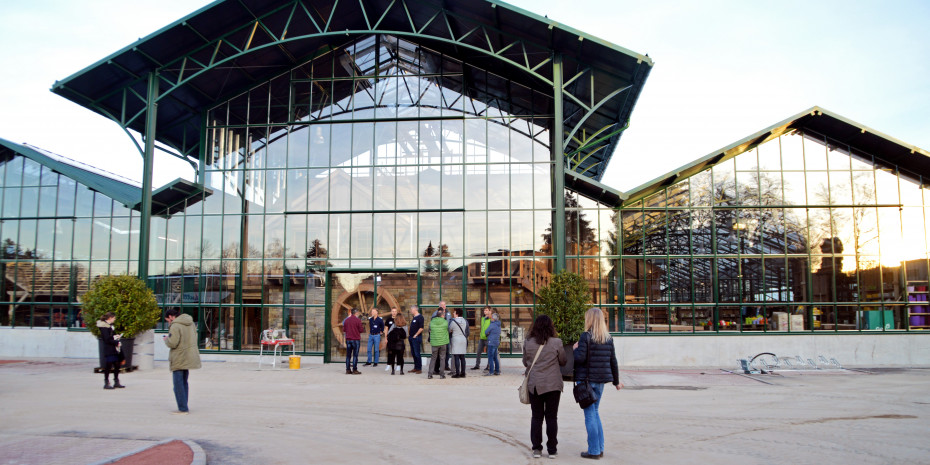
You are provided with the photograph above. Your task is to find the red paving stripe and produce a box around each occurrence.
[0,360,26,364]
[111,440,193,465]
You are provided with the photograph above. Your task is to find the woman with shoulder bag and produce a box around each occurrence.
[573,307,622,460]
[448,309,468,378]
[523,315,567,459]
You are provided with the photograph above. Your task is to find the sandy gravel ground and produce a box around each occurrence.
[1,358,929,465]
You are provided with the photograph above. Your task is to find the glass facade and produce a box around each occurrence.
[146,34,553,357]
[602,129,930,333]
[5,35,929,361]
[0,151,139,328]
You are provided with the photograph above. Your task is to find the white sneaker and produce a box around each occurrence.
[171,410,189,415]
[532,450,542,458]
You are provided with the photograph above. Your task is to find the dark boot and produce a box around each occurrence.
[103,382,114,390]
[113,378,125,388]
[391,365,395,375]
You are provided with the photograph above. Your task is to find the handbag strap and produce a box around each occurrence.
[524,341,544,378]
[452,319,465,335]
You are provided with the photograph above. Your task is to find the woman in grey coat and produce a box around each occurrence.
[448,308,469,378]
[523,315,567,459]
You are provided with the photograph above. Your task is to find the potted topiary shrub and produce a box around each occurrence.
[535,270,591,378]
[81,274,161,372]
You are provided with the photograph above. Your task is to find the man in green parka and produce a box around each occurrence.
[427,307,450,379]
[164,309,202,415]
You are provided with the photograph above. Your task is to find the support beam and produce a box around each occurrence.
[138,73,159,282]
[552,54,565,272]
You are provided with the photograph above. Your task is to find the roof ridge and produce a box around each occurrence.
[21,142,141,187]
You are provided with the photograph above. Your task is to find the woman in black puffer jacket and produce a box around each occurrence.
[96,312,125,390]
[573,307,621,460]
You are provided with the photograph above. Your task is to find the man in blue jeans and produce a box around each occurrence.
[407,305,424,373]
[343,308,363,375]
[365,308,384,366]
[163,309,201,414]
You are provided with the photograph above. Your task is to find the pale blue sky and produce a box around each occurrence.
[1,0,927,190]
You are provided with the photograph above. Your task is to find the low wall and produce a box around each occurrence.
[3,327,929,367]
[615,333,930,367]
[0,328,170,362]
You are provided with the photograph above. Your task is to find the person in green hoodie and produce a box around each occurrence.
[472,306,493,371]
[164,309,202,415]
[427,307,449,379]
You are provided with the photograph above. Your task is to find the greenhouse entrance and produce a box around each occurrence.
[324,270,419,363]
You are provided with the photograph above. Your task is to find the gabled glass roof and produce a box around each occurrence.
[0,138,210,217]
[623,106,930,205]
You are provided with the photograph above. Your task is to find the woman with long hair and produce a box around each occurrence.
[573,307,621,459]
[522,314,567,459]
[386,313,408,375]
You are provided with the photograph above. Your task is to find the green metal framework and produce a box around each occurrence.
[51,0,652,288]
[52,0,651,177]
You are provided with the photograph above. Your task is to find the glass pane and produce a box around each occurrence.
[757,138,781,171]
[351,167,373,210]
[488,163,509,209]
[781,133,805,171]
[373,166,396,210]
[419,165,440,210]
[442,164,464,209]
[804,133,827,171]
[510,164,533,210]
[465,164,487,209]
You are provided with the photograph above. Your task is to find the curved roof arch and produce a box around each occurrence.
[51,0,652,180]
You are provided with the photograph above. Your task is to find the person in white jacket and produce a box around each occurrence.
[448,308,469,378]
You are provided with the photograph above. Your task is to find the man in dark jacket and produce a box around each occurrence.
[164,309,202,415]
[408,305,424,373]
[365,308,384,367]
[343,308,363,375]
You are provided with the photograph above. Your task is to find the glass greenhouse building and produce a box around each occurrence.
[2,0,928,364]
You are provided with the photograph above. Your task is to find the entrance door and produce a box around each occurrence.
[325,270,418,363]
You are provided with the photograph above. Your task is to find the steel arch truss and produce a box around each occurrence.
[54,0,644,178]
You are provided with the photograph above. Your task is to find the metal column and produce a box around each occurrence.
[137,73,158,281]
[552,54,566,272]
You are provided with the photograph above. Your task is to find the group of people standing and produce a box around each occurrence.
[99,303,622,455]
[341,302,502,379]
[521,307,621,460]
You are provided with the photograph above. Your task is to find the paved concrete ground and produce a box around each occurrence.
[1,357,929,465]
